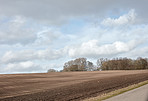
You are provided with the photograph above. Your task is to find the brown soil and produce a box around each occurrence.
[0,70,148,101]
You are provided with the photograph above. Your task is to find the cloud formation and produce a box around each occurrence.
[1,49,64,64]
[68,40,141,58]
[1,61,42,73]
[0,0,148,24]
[102,9,136,26]
[0,0,148,73]
[0,16,39,44]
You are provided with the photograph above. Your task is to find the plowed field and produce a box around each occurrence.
[0,70,148,101]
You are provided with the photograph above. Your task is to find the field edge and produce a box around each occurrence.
[83,80,148,101]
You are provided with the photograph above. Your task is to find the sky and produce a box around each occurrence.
[0,0,148,74]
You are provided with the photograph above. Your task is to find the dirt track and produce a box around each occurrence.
[0,70,148,101]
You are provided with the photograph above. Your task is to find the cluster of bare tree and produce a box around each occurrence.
[97,57,148,70]
[63,58,95,72]
[47,57,148,72]
[47,69,57,72]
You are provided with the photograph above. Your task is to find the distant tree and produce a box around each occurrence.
[134,57,148,69]
[98,57,148,70]
[62,57,148,72]
[86,61,94,71]
[97,58,108,70]
[59,70,63,72]
[47,69,57,72]
[97,58,107,67]
[63,58,94,72]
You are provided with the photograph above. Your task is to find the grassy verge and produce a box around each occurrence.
[83,80,148,101]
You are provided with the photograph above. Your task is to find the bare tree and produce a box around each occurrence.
[63,58,94,72]
[98,57,148,70]
[47,69,57,72]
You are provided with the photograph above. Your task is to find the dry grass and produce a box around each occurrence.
[83,80,148,101]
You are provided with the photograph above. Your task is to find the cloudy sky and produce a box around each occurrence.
[0,0,148,74]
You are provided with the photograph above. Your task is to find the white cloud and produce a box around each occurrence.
[121,46,148,58]
[0,0,148,24]
[34,28,62,46]
[0,16,38,44]
[0,2,148,74]
[0,16,65,46]
[2,61,42,73]
[1,49,64,64]
[68,40,141,58]
[101,9,136,26]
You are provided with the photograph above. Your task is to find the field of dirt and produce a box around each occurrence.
[0,70,148,101]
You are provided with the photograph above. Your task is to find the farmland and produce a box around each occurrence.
[0,70,148,101]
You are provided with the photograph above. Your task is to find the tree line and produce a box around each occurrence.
[98,57,148,70]
[48,57,148,72]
